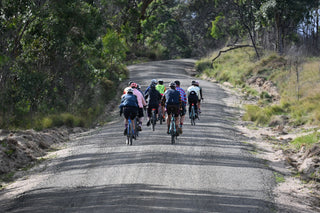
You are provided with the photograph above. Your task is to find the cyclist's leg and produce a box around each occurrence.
[147,106,151,126]
[166,105,173,134]
[188,102,192,118]
[138,108,143,131]
[180,105,186,126]
[123,108,130,135]
[198,99,201,113]
[174,106,180,133]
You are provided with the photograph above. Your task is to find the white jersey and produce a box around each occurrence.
[187,85,201,100]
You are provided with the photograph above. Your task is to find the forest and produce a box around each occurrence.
[1,0,319,129]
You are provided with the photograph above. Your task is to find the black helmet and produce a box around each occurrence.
[150,83,156,89]
[128,81,134,86]
[191,80,196,85]
[127,88,134,93]
[174,80,180,86]
[169,82,176,88]
[158,79,164,84]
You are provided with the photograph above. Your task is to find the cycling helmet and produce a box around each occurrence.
[158,79,164,84]
[174,80,180,86]
[150,83,156,89]
[169,82,176,88]
[127,88,134,93]
[151,79,157,84]
[191,80,196,85]
[194,81,199,86]
[130,82,137,88]
[137,84,141,89]
[128,81,134,86]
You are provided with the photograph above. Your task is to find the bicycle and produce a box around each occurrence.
[126,117,135,145]
[169,115,178,144]
[151,108,157,131]
[190,103,196,126]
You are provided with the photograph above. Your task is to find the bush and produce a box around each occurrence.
[243,104,286,125]
[36,113,86,130]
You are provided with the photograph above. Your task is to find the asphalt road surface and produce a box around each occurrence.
[0,59,276,212]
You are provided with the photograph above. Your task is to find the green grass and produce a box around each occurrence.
[290,131,320,150]
[242,104,285,126]
[197,47,320,127]
[274,172,285,183]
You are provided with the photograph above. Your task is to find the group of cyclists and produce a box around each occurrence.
[119,79,203,138]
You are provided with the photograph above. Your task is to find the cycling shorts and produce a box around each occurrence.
[123,107,138,120]
[180,105,186,116]
[147,105,158,117]
[138,108,144,118]
[166,104,179,117]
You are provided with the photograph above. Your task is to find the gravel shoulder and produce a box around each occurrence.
[219,83,320,213]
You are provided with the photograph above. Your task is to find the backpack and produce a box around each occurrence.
[188,91,198,102]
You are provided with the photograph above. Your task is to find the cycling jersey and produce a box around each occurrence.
[163,89,180,106]
[176,86,187,106]
[156,84,166,95]
[133,88,147,108]
[119,94,139,109]
[187,85,201,100]
[145,87,162,107]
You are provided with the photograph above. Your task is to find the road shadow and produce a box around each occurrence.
[2,183,275,213]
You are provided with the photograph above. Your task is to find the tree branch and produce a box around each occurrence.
[211,44,254,68]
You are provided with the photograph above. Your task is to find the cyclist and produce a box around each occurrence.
[123,81,134,94]
[119,88,139,135]
[145,83,162,126]
[187,80,200,118]
[136,83,144,97]
[156,79,166,122]
[161,82,181,135]
[195,81,204,113]
[156,79,166,95]
[174,80,186,134]
[131,82,147,131]
[144,79,157,96]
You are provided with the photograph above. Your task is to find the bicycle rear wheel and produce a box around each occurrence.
[191,106,196,126]
[126,121,133,145]
[152,109,156,131]
[170,118,175,144]
[158,107,162,125]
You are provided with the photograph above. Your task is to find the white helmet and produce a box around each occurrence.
[127,88,134,93]
[151,79,157,84]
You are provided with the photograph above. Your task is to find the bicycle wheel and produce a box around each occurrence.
[191,106,196,126]
[126,120,132,145]
[152,109,156,131]
[170,118,175,144]
[158,107,162,125]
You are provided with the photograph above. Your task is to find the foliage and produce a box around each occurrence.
[1,0,320,129]
[242,104,285,125]
[0,0,128,129]
[291,131,320,149]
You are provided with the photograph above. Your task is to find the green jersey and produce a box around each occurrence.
[156,84,166,95]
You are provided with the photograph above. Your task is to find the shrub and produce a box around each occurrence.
[243,104,286,125]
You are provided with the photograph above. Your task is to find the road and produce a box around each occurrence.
[0,59,276,212]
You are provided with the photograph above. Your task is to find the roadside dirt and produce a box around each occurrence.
[214,80,320,213]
